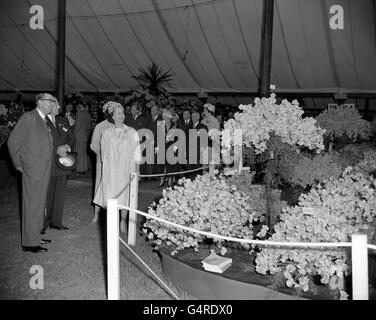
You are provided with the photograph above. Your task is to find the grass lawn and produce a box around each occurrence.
[0,172,195,300]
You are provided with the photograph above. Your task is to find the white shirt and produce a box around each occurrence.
[36,107,46,120]
[66,112,75,126]
[47,114,56,126]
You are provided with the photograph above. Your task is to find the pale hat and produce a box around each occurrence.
[102,101,123,114]
[162,109,173,119]
[204,103,215,113]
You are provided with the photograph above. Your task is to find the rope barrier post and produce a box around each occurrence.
[128,172,138,246]
[209,162,214,174]
[233,148,242,173]
[107,199,119,300]
[351,234,369,300]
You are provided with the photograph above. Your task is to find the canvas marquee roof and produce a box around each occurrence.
[0,0,376,102]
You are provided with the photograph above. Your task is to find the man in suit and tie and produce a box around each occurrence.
[189,110,208,175]
[7,93,55,253]
[42,99,76,233]
[125,102,148,130]
[65,103,75,128]
[125,103,149,175]
[177,109,192,172]
[74,103,92,173]
[146,104,163,177]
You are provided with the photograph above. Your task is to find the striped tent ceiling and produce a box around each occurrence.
[0,0,376,96]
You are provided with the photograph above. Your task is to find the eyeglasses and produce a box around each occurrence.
[39,98,56,103]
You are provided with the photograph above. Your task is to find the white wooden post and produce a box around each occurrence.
[233,148,242,173]
[128,172,138,246]
[351,234,369,300]
[107,199,119,300]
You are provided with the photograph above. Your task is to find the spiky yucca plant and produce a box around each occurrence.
[131,62,174,96]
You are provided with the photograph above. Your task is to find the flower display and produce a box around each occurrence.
[221,94,325,157]
[0,102,24,147]
[143,172,265,255]
[279,152,343,188]
[354,149,376,176]
[124,87,176,110]
[316,105,371,142]
[226,170,285,225]
[255,168,376,297]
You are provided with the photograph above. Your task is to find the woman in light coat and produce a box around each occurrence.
[93,102,141,233]
[89,102,115,224]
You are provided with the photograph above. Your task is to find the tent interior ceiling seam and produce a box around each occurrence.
[0,0,375,94]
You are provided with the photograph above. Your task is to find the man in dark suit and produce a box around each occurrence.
[42,100,76,233]
[65,103,76,129]
[7,93,54,253]
[125,102,148,130]
[74,103,92,173]
[146,105,163,177]
[125,103,149,175]
[177,109,192,171]
[189,110,208,175]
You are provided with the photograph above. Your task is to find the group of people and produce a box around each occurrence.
[89,101,221,231]
[7,93,224,251]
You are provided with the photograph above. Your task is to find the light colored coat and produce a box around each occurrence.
[90,120,114,195]
[93,124,141,208]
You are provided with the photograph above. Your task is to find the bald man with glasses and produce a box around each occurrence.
[8,93,55,253]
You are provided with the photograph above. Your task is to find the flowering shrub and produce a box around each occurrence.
[255,168,376,297]
[279,152,343,188]
[143,172,265,255]
[226,171,285,225]
[122,87,177,110]
[316,105,371,142]
[354,149,376,176]
[0,102,24,147]
[221,94,325,158]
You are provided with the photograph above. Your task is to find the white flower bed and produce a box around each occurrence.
[143,172,261,255]
[316,105,371,141]
[255,168,376,298]
[221,94,325,156]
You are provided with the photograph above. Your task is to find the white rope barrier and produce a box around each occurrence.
[118,205,353,249]
[139,165,210,178]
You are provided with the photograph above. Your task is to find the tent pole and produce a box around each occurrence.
[57,0,66,110]
[258,0,274,98]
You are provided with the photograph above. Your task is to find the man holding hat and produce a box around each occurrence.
[42,99,76,233]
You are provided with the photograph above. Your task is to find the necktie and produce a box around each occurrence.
[45,116,54,129]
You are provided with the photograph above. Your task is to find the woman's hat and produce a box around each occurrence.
[162,109,173,119]
[56,152,77,170]
[204,103,215,113]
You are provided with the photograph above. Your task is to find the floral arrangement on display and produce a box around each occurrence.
[316,105,371,146]
[0,102,24,147]
[278,152,343,189]
[144,172,265,255]
[225,170,286,227]
[221,94,325,160]
[122,86,177,111]
[354,149,376,176]
[255,167,376,299]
